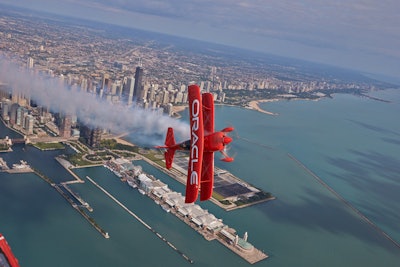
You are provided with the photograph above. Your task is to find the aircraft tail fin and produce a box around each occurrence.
[164,127,176,169]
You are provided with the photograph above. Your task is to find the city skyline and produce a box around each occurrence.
[0,8,395,147]
[0,0,399,78]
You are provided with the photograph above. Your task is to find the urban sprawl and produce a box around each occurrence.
[0,10,392,144]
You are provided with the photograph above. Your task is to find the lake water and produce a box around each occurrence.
[0,89,399,266]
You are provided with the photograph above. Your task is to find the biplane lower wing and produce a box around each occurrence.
[200,151,214,201]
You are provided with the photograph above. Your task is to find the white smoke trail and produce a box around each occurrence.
[0,59,190,146]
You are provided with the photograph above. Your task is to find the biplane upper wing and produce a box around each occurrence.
[185,85,204,203]
[200,92,215,201]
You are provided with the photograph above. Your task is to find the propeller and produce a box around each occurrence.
[220,132,235,162]
[221,126,234,133]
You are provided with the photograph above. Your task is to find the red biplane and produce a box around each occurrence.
[156,84,234,203]
[0,234,20,267]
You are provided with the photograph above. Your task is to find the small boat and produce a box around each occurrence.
[138,189,146,195]
[161,205,170,213]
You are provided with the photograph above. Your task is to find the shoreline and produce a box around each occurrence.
[247,99,279,115]
[171,105,187,118]
[172,100,280,117]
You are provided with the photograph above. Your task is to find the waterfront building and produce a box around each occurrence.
[60,114,72,138]
[1,101,9,121]
[138,175,169,194]
[152,187,171,199]
[9,103,19,125]
[16,106,27,126]
[25,114,34,135]
[164,192,183,207]
[80,126,102,148]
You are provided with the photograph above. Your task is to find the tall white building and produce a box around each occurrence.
[27,57,34,69]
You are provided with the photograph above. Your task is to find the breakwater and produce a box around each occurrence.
[288,153,400,250]
[31,168,109,238]
[86,176,194,264]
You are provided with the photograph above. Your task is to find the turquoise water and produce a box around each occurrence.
[1,89,400,266]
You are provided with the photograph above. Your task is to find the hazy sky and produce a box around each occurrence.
[1,0,399,77]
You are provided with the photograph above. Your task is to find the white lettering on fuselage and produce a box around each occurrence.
[190,99,200,185]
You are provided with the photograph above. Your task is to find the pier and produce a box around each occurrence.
[52,183,109,238]
[55,156,84,184]
[139,155,274,211]
[105,159,268,264]
[86,176,195,264]
[146,185,268,264]
[60,183,93,212]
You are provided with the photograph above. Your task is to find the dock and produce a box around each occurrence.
[55,156,84,183]
[60,183,93,212]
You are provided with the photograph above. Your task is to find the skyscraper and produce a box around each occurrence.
[60,114,72,138]
[1,102,9,121]
[80,126,101,148]
[122,77,135,105]
[9,103,19,125]
[25,115,34,135]
[101,74,110,92]
[133,66,144,102]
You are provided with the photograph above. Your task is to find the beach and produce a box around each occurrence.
[248,99,279,115]
[172,100,279,117]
